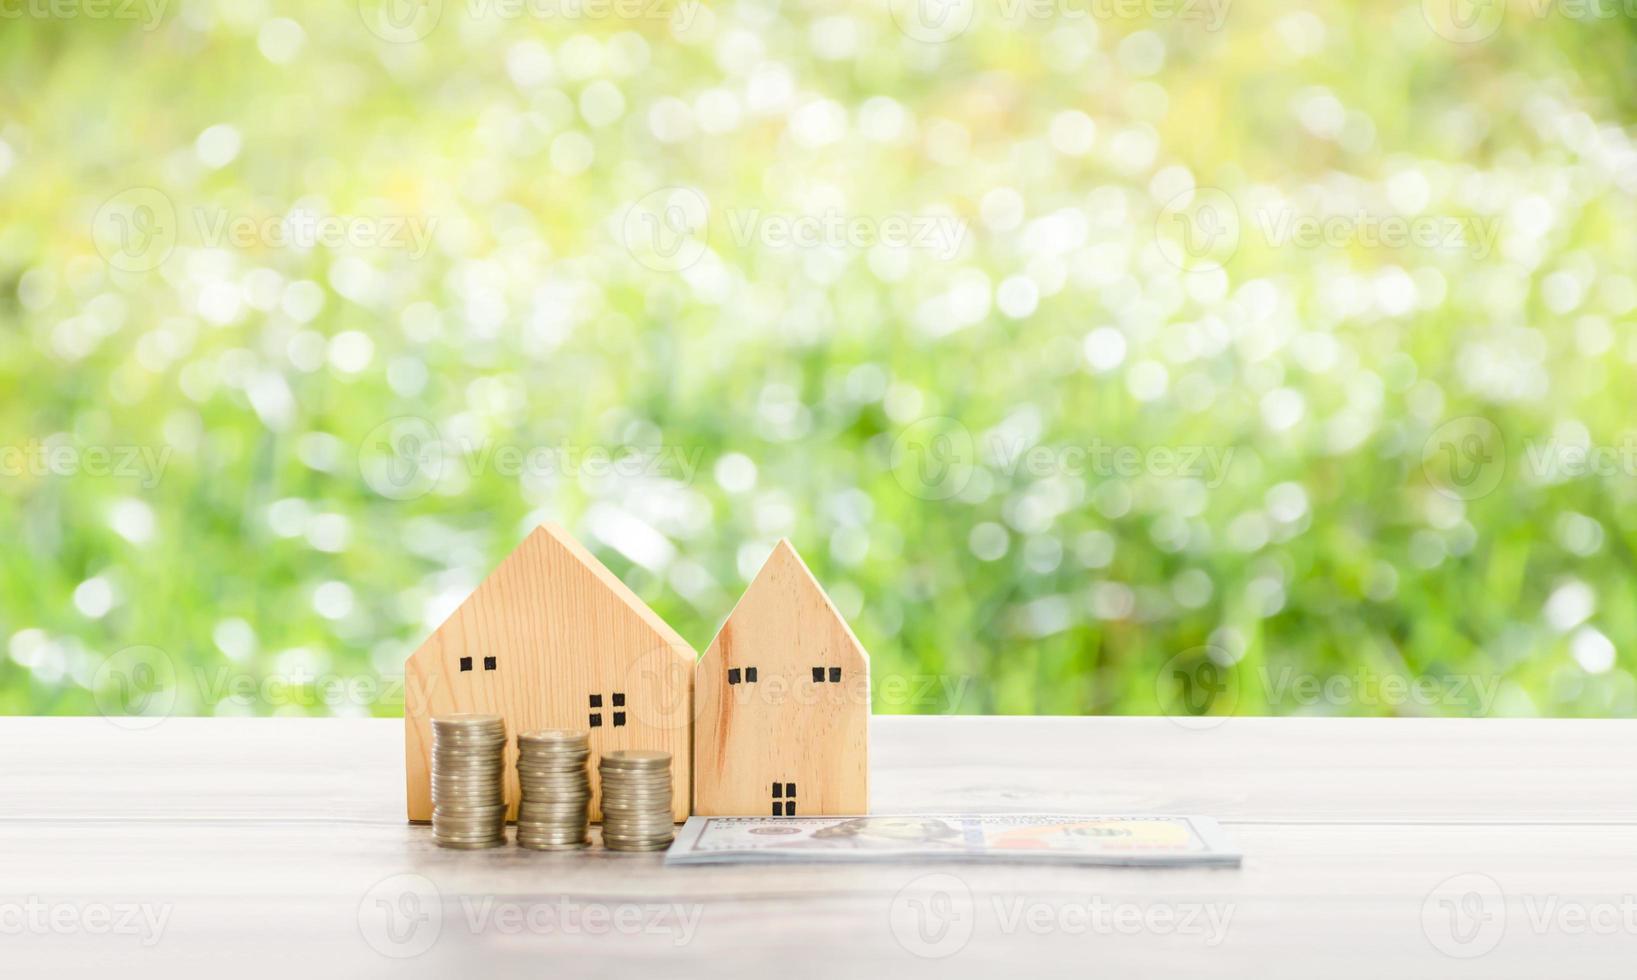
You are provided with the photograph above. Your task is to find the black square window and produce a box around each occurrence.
[458,657,473,671]
[829,667,841,683]
[483,656,496,670]
[612,692,625,706]
[612,712,626,726]
[589,694,602,707]
[589,714,603,727]
[772,782,782,798]
[772,802,783,816]
[786,803,796,816]
[785,782,796,797]
[745,667,758,683]
[728,668,741,685]
[812,667,824,683]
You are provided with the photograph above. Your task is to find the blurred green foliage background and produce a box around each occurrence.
[2,0,1636,720]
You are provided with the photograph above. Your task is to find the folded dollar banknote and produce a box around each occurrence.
[665,814,1241,867]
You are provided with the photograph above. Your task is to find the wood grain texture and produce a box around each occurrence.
[3,716,1637,979]
[404,523,695,823]
[694,540,869,816]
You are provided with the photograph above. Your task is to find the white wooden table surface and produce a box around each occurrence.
[3,715,1635,978]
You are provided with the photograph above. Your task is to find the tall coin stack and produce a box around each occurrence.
[597,750,676,852]
[430,713,508,849]
[515,730,591,850]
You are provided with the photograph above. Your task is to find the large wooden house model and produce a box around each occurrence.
[404,523,695,823]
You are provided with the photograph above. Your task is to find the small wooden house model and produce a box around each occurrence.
[404,523,694,823]
[693,540,870,816]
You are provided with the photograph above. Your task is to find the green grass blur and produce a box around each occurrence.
[2,0,1635,719]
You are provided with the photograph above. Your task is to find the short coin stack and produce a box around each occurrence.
[515,730,591,850]
[430,713,508,849]
[598,750,676,851]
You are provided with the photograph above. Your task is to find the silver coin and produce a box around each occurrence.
[432,826,505,836]
[432,827,505,839]
[600,749,669,766]
[433,713,504,726]
[434,819,506,830]
[601,839,674,851]
[602,817,678,829]
[433,809,507,820]
[519,729,588,743]
[432,820,506,833]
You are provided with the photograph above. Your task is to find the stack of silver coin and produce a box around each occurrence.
[598,750,675,851]
[515,730,591,850]
[430,714,507,849]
